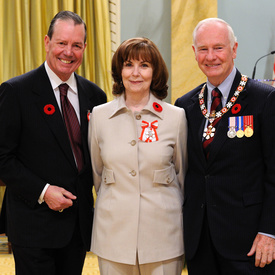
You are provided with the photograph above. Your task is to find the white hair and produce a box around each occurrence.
[193,18,237,49]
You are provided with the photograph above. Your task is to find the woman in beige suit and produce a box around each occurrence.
[88,37,187,275]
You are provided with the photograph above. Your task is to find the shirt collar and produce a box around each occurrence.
[44,61,78,94]
[207,66,236,101]
[109,92,164,119]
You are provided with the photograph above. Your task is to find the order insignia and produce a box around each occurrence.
[139,120,159,143]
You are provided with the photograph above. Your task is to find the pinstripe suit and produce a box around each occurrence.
[175,69,275,273]
[0,64,106,274]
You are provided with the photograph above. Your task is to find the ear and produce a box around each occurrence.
[192,45,198,61]
[232,42,238,60]
[44,35,50,53]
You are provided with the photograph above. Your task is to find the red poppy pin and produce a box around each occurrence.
[231,103,241,114]
[44,104,55,115]
[87,110,91,121]
[153,102,163,112]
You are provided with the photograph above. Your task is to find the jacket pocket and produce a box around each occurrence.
[153,166,182,210]
[102,167,115,185]
[97,167,115,210]
[243,191,262,207]
[153,165,175,185]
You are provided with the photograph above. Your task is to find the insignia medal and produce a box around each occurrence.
[139,120,159,142]
[199,75,248,140]
[203,124,215,140]
[229,115,254,139]
[244,127,253,137]
[244,115,254,137]
[236,129,244,138]
[227,116,236,138]
[203,111,216,139]
[236,116,244,138]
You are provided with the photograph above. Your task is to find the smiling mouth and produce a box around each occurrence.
[206,64,219,67]
[60,59,73,64]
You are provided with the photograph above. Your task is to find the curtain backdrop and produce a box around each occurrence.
[0,0,112,100]
[0,0,113,212]
[171,0,217,103]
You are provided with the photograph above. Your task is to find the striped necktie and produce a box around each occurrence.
[202,88,222,159]
[59,83,84,171]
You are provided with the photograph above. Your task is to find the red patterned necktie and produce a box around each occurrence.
[202,88,222,159]
[59,83,84,171]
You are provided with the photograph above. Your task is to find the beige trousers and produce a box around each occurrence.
[98,255,183,275]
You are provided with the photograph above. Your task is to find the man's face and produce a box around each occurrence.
[44,19,86,81]
[193,22,238,87]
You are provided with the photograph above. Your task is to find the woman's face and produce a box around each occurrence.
[121,59,153,95]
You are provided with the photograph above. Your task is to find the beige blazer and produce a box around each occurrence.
[88,93,187,265]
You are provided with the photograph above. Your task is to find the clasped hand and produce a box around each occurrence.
[44,185,76,212]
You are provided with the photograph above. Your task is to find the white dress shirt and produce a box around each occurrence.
[38,61,80,203]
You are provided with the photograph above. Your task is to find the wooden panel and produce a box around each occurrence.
[109,0,121,55]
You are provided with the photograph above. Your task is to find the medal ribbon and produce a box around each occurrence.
[237,116,244,131]
[229,116,236,128]
[244,115,253,130]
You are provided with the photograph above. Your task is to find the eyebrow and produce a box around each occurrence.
[197,43,226,48]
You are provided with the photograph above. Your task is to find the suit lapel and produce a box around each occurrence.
[32,65,77,170]
[207,70,248,165]
[76,76,92,165]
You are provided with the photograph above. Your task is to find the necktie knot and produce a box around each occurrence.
[210,87,222,113]
[59,83,69,97]
[211,87,222,99]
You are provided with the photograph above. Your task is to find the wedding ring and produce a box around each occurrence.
[59,209,64,213]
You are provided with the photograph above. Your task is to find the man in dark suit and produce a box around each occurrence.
[175,18,275,274]
[0,11,106,275]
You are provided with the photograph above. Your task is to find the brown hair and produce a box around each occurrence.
[47,11,87,43]
[112,37,168,99]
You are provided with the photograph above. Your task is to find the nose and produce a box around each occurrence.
[64,45,73,56]
[206,49,216,61]
[132,65,140,76]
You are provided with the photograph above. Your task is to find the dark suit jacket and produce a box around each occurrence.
[0,64,106,250]
[175,70,275,261]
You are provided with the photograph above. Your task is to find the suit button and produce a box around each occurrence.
[130,170,136,176]
[135,114,141,120]
[166,177,170,183]
[130,140,136,146]
[104,177,107,183]
[201,203,205,208]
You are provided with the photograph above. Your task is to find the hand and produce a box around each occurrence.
[44,185,76,212]
[247,234,275,267]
